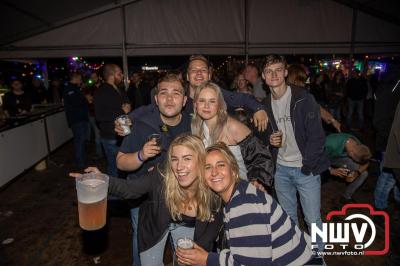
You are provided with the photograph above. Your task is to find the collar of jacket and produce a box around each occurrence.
[265,85,308,128]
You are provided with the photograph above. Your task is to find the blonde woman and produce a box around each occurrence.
[70,134,222,266]
[191,81,274,189]
[176,142,313,266]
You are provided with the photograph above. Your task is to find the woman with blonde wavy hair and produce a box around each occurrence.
[191,81,274,190]
[70,134,222,266]
[176,142,313,266]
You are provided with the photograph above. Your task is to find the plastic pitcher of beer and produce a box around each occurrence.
[76,173,109,231]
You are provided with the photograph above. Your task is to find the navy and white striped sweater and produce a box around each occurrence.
[207,180,312,265]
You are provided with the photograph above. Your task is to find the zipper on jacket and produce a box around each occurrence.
[292,97,305,136]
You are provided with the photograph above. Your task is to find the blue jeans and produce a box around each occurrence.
[374,153,400,209]
[329,107,341,121]
[140,223,195,266]
[88,116,103,157]
[100,138,119,177]
[130,207,140,266]
[71,121,89,168]
[346,99,364,129]
[274,164,324,251]
[331,156,368,199]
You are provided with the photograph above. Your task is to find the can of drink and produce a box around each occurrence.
[117,115,131,135]
[147,133,162,147]
[342,164,351,175]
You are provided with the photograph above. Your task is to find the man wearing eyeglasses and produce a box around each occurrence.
[262,55,329,262]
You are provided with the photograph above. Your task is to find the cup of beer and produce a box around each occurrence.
[272,130,284,148]
[117,115,131,136]
[177,237,194,249]
[76,173,109,231]
[147,133,162,147]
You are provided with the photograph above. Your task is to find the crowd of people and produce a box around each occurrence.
[1,53,399,265]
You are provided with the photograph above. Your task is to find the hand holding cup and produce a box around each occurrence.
[140,134,162,161]
[270,130,283,147]
[176,240,208,266]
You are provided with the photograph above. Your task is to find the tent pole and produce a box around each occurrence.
[349,8,357,72]
[121,6,129,90]
[244,0,249,64]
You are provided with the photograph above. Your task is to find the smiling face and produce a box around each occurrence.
[187,59,211,88]
[237,74,248,90]
[155,80,187,120]
[194,87,219,121]
[171,145,199,189]
[205,150,237,202]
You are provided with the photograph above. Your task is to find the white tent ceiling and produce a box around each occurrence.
[0,0,399,58]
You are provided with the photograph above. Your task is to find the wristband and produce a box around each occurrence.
[137,150,145,162]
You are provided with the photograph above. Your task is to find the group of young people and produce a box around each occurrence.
[69,54,363,265]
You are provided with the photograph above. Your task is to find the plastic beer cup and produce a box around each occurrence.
[177,237,194,249]
[272,130,284,148]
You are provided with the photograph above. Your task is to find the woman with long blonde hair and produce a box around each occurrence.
[162,134,218,222]
[176,142,313,266]
[70,134,222,266]
[191,81,274,189]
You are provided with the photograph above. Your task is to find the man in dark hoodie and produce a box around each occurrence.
[262,55,329,257]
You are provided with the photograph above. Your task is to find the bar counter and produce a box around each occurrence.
[0,104,72,187]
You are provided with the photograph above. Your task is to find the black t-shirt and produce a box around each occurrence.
[3,91,32,116]
[346,77,368,101]
[94,83,130,140]
[119,110,191,177]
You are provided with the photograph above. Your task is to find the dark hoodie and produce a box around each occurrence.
[263,85,330,176]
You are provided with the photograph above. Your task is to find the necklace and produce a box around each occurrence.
[161,113,182,127]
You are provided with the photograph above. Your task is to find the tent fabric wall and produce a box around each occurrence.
[248,0,354,54]
[11,9,123,47]
[354,12,400,53]
[124,0,245,55]
[0,4,44,43]
[0,0,399,58]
